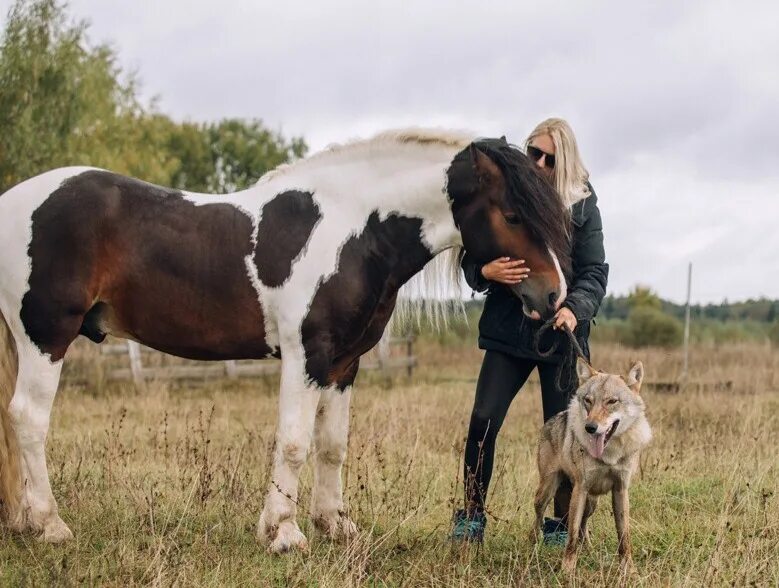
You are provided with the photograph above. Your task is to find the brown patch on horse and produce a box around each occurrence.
[301,212,431,389]
[254,190,320,288]
[21,171,274,361]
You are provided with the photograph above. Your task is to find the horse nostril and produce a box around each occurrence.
[548,292,558,308]
[584,423,598,434]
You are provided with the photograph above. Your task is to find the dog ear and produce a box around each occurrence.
[626,361,644,394]
[576,358,597,383]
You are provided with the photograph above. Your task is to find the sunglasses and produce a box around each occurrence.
[527,145,556,169]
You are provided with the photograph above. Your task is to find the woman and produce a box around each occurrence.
[452,118,608,544]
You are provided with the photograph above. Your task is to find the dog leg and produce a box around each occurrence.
[613,485,633,574]
[578,495,597,546]
[529,471,559,543]
[562,483,587,574]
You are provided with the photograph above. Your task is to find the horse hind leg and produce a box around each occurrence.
[1,296,78,542]
[8,341,72,542]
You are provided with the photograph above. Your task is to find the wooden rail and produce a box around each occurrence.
[100,336,416,387]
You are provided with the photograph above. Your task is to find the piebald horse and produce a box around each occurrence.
[0,130,570,552]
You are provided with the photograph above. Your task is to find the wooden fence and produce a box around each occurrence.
[100,335,416,387]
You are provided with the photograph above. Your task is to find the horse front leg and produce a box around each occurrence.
[311,362,358,541]
[257,354,321,553]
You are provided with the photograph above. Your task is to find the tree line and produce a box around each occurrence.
[599,292,779,324]
[0,0,306,195]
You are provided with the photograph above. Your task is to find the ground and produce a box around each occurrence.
[0,338,777,586]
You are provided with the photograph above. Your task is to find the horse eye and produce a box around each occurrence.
[503,213,521,225]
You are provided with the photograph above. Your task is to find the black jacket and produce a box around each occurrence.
[461,187,608,363]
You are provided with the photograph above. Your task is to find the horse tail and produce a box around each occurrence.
[0,308,21,520]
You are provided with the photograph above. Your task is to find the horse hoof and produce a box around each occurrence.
[38,517,74,543]
[267,521,308,554]
[313,511,358,541]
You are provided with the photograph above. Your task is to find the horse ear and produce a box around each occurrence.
[469,144,502,186]
[626,361,644,394]
[577,357,597,383]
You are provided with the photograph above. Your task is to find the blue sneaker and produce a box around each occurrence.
[542,517,568,546]
[451,509,486,543]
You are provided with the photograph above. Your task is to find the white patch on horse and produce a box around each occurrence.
[549,248,568,310]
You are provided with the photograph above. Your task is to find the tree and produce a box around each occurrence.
[0,0,307,193]
[166,118,307,193]
[0,0,174,190]
[626,285,662,311]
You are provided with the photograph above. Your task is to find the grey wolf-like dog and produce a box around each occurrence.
[530,358,652,574]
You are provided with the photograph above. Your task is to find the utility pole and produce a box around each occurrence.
[682,263,692,382]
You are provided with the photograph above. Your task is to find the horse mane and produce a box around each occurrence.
[472,138,573,277]
[258,127,474,183]
[390,246,465,334]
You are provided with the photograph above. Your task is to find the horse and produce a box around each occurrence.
[0,129,570,552]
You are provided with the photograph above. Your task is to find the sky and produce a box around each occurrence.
[4,0,777,303]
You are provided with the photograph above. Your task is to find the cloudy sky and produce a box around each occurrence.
[5,1,777,303]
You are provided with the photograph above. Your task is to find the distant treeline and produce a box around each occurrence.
[415,287,779,348]
[600,295,779,324]
[0,0,306,195]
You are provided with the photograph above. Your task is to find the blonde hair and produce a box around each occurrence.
[525,118,590,207]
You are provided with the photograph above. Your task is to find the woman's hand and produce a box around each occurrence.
[480,257,530,285]
[554,307,577,331]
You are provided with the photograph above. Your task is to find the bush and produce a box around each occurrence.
[625,307,683,348]
[769,321,779,346]
[589,318,629,345]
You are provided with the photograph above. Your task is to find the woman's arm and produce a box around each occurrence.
[562,194,609,323]
[461,251,490,293]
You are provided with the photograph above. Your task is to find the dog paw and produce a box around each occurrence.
[561,553,578,575]
[528,526,540,544]
[619,555,635,575]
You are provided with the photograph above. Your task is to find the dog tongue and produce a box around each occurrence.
[590,433,606,459]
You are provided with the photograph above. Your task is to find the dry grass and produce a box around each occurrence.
[1,339,778,586]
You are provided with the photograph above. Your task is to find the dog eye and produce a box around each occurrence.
[503,213,521,225]
[606,398,618,405]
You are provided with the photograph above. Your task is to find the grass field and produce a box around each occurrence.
[0,338,777,586]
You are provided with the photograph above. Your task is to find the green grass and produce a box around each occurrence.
[1,341,778,586]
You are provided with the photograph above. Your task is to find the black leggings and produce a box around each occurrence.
[464,350,575,520]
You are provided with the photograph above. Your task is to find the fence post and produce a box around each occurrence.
[681,262,692,383]
[225,360,238,380]
[127,341,144,387]
[406,336,414,378]
[377,334,390,376]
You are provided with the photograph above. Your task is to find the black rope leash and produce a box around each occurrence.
[533,317,592,396]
